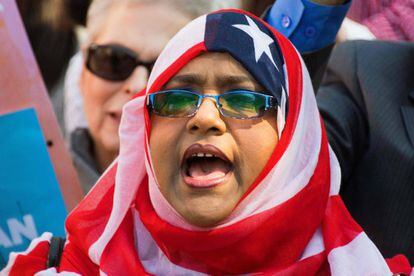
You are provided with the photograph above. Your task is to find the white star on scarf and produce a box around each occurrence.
[233,15,279,71]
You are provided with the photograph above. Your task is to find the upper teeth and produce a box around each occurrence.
[192,153,215,158]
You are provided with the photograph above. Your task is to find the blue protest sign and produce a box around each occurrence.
[0,108,67,268]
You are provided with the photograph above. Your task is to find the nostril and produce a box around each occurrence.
[189,125,221,133]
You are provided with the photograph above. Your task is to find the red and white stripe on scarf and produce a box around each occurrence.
[2,9,412,276]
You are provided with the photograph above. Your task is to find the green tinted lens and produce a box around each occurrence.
[219,92,266,118]
[152,91,199,117]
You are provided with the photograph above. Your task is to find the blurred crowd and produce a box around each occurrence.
[15,0,414,267]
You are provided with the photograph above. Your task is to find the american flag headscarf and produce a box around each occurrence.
[4,9,412,276]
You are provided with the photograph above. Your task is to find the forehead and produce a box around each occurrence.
[175,52,254,79]
[164,52,263,91]
[94,2,191,59]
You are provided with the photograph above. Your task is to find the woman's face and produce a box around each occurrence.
[150,53,279,227]
[80,3,190,155]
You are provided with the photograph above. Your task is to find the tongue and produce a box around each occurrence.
[188,158,229,180]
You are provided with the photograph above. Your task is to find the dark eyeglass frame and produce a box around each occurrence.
[86,43,156,81]
[146,89,278,120]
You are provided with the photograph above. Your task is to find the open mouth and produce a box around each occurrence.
[181,144,234,188]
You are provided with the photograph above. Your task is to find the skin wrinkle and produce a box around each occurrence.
[149,52,279,227]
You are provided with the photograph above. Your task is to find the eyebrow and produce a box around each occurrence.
[167,74,256,88]
[168,74,205,86]
[217,75,254,88]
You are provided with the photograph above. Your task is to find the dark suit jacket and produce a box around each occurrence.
[317,40,414,262]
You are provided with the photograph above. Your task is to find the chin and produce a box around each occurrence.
[185,211,228,228]
[178,195,235,228]
[167,174,243,228]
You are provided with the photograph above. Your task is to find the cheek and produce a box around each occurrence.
[149,118,186,183]
[81,74,121,123]
[82,75,117,106]
[232,121,278,188]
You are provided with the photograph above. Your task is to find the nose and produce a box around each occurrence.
[121,65,148,94]
[186,97,227,135]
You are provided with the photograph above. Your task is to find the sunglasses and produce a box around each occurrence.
[86,43,156,81]
[146,89,277,119]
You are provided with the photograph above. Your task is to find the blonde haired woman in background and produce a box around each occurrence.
[64,0,242,193]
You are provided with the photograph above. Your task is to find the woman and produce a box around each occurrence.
[4,10,411,275]
[65,0,241,192]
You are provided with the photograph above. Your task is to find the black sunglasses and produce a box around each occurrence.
[86,43,156,81]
